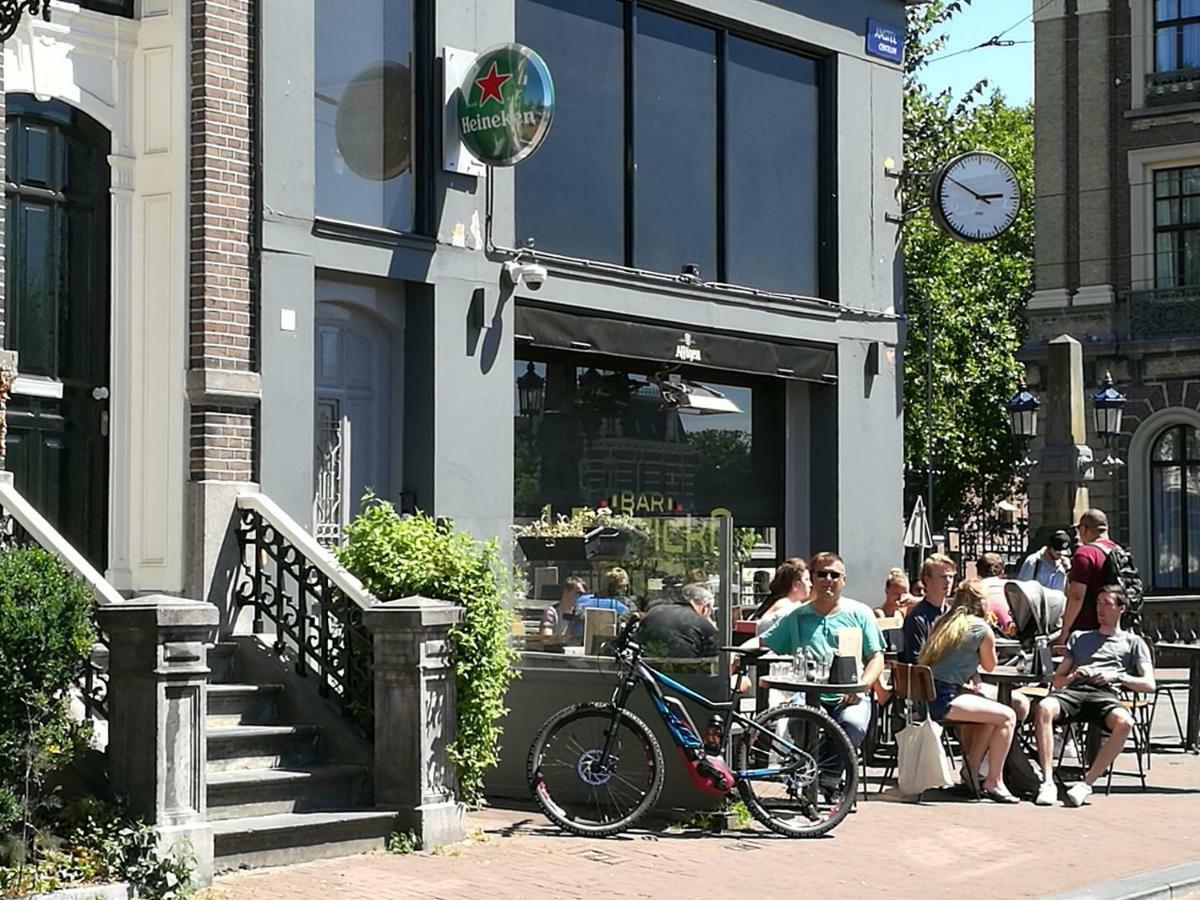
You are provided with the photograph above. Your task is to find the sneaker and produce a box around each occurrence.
[1035,781,1057,807]
[1064,782,1093,808]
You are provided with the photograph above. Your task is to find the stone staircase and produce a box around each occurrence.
[206,640,396,871]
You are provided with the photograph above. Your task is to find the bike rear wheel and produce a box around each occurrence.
[528,702,664,837]
[736,703,857,838]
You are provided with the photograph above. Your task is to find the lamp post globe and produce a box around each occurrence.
[1006,378,1040,440]
[516,361,546,418]
[1090,371,1127,441]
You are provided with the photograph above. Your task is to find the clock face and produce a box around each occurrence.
[931,152,1021,242]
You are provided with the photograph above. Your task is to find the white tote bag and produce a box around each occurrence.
[896,718,955,798]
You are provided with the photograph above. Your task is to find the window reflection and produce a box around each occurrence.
[315,0,414,232]
[1151,424,1200,589]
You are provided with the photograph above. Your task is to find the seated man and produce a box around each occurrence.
[1032,584,1155,807]
[540,576,629,643]
[901,554,955,663]
[637,583,719,658]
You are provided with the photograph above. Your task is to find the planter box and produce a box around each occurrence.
[517,535,588,562]
[23,883,130,900]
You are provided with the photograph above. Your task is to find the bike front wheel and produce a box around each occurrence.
[528,702,664,837]
[736,703,857,838]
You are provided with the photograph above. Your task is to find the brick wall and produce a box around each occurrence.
[189,0,256,481]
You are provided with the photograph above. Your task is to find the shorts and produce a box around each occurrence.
[1051,684,1123,725]
[928,680,963,721]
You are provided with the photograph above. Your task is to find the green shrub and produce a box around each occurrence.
[339,496,519,805]
[0,547,95,836]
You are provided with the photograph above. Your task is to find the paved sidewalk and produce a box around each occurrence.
[212,746,1200,900]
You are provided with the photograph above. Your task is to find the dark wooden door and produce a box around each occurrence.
[4,96,111,569]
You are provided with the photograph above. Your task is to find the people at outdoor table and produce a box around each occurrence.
[1032,584,1155,808]
[976,553,1016,636]
[875,567,916,619]
[539,576,630,641]
[748,557,811,635]
[636,583,720,659]
[739,551,885,754]
[917,579,1022,803]
[1060,508,1119,640]
[901,554,955,663]
[1018,529,1072,592]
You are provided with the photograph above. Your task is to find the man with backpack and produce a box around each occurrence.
[1058,509,1143,640]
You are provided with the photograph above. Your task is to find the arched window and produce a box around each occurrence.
[1150,424,1200,590]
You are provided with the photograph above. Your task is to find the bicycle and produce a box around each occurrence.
[527,616,858,838]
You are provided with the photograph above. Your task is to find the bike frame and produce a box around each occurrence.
[600,653,805,780]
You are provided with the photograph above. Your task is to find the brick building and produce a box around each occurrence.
[1028,0,1200,596]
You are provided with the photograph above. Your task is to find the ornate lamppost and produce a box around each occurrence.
[0,0,49,42]
[1090,371,1128,474]
[1006,376,1040,471]
[516,361,545,418]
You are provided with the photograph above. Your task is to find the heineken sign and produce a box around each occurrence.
[457,44,555,167]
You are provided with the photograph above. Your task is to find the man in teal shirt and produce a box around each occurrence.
[757,552,885,752]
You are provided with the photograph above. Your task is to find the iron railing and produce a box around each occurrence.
[0,476,122,722]
[952,517,1030,574]
[235,493,377,735]
[1124,286,1200,339]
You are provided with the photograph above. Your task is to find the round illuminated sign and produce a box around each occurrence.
[457,44,555,167]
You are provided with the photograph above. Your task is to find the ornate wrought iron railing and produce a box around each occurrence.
[235,493,377,735]
[0,475,123,721]
[1146,67,1200,106]
[1123,286,1200,339]
[951,517,1030,574]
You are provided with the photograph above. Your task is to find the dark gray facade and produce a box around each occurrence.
[258,0,910,594]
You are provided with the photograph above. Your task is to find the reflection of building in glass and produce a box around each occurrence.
[580,436,699,514]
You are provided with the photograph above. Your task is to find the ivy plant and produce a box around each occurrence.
[339,496,519,805]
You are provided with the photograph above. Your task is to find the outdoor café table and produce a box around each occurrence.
[759,676,871,707]
[979,665,1043,707]
[1154,642,1200,752]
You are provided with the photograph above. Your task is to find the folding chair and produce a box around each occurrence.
[1148,640,1189,750]
[1053,693,1150,793]
[878,662,959,793]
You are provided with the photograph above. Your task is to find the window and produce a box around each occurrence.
[315,0,415,233]
[1154,166,1200,288]
[1156,0,1200,72]
[1150,424,1200,590]
[515,1,825,295]
[77,0,133,15]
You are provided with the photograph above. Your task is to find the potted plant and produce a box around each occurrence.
[515,508,649,562]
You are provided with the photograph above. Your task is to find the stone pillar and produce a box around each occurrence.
[1035,335,1095,541]
[363,597,465,849]
[1030,0,1072,309]
[97,597,218,885]
[1075,0,1114,307]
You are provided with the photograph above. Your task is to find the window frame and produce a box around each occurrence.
[1149,423,1200,590]
[312,0,436,240]
[515,0,836,299]
[77,0,134,17]
[1153,165,1200,287]
[1154,1,1200,73]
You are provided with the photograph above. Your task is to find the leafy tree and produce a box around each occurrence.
[902,0,1034,526]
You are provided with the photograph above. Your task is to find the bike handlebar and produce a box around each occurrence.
[611,612,642,656]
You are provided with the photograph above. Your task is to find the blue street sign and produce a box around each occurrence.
[866,18,904,64]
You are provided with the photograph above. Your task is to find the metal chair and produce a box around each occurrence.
[1053,692,1150,793]
[1148,640,1189,750]
[877,662,960,793]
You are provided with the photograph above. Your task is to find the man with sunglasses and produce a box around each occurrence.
[745,552,885,754]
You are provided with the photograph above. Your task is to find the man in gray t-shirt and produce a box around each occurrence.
[1031,585,1156,809]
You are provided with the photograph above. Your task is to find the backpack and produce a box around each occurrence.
[1091,541,1145,630]
[1002,741,1042,801]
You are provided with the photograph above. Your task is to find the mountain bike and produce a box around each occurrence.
[527,616,857,838]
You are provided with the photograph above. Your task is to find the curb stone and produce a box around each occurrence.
[1047,860,1200,900]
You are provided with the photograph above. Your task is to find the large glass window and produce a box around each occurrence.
[515,1,825,294]
[513,355,782,528]
[78,0,133,15]
[1150,424,1200,590]
[633,11,718,278]
[315,0,414,232]
[515,0,625,263]
[1154,166,1200,288]
[725,38,820,295]
[1156,0,1200,72]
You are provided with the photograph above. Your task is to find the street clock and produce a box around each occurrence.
[929,151,1021,243]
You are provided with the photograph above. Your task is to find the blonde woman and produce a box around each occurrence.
[918,579,1020,803]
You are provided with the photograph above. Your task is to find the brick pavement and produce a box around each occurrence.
[212,742,1200,900]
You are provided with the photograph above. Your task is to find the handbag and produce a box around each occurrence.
[896,717,955,799]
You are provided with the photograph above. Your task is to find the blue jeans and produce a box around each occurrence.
[816,698,872,790]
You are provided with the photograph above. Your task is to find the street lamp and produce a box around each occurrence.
[516,361,545,417]
[1006,377,1040,469]
[1090,371,1128,473]
[0,0,49,42]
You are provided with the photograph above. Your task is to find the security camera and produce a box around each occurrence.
[502,258,549,291]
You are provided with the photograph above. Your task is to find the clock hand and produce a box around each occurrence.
[977,193,1005,200]
[948,176,992,204]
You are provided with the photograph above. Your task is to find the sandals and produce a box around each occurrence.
[980,786,1021,804]
[959,765,982,800]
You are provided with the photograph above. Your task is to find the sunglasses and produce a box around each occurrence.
[814,570,843,581]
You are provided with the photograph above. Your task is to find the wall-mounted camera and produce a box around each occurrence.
[502,254,548,291]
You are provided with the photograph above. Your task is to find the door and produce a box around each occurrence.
[4,96,111,569]
[313,303,391,543]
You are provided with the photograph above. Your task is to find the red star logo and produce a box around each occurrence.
[474,61,512,107]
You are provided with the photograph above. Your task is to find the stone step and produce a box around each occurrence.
[209,641,239,684]
[206,724,319,773]
[206,765,369,821]
[208,683,284,727]
[212,810,398,872]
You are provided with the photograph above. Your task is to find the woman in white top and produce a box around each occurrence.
[750,558,811,634]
